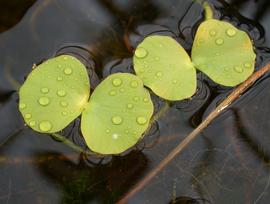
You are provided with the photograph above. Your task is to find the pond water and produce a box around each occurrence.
[0,0,270,203]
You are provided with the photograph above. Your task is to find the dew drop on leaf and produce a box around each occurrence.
[111,116,123,125]
[38,97,50,106]
[136,116,147,125]
[57,90,67,97]
[39,121,52,132]
[135,47,148,58]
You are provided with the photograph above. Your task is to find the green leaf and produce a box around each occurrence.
[81,73,154,155]
[19,55,90,133]
[192,19,256,86]
[133,35,197,101]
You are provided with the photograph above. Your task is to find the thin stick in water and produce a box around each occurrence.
[117,63,270,203]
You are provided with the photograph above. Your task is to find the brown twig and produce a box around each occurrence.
[117,63,270,204]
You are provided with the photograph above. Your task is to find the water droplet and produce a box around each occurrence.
[120,88,125,93]
[130,81,138,88]
[57,64,62,68]
[62,111,67,116]
[29,121,36,127]
[109,90,117,96]
[106,129,110,134]
[172,79,177,84]
[25,113,32,119]
[209,29,217,36]
[226,28,236,37]
[112,78,122,87]
[41,87,49,94]
[112,133,119,139]
[60,101,68,107]
[57,90,66,97]
[215,52,220,56]
[215,38,224,45]
[155,56,160,61]
[143,98,149,103]
[144,64,149,68]
[64,68,73,75]
[63,56,68,60]
[234,66,244,73]
[39,121,52,132]
[135,47,148,58]
[57,76,63,81]
[19,103,26,110]
[133,96,139,102]
[125,130,129,134]
[244,62,252,68]
[156,72,163,77]
[198,39,204,45]
[112,116,123,125]
[39,97,50,106]
[159,43,163,48]
[136,116,147,125]
[127,103,134,109]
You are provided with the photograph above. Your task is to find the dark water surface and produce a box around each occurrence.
[0,0,270,203]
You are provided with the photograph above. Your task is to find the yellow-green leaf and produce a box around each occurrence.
[192,19,256,86]
[19,55,90,133]
[133,35,197,101]
[81,73,154,155]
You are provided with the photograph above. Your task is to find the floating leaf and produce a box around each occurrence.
[192,19,256,86]
[133,35,197,101]
[19,55,90,133]
[81,73,154,155]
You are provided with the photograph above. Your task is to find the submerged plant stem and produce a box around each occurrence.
[51,133,97,156]
[117,63,270,204]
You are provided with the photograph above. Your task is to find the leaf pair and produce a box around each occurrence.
[19,55,153,154]
[133,19,256,101]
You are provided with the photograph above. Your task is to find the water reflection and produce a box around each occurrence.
[35,150,148,203]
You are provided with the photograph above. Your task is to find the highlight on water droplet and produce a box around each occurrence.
[244,62,252,69]
[135,47,148,58]
[120,88,125,93]
[136,116,147,125]
[41,87,49,94]
[215,38,224,45]
[57,76,63,81]
[109,90,117,96]
[155,56,160,61]
[62,111,68,116]
[57,90,67,97]
[64,68,73,75]
[234,66,244,73]
[172,79,177,84]
[112,78,122,87]
[106,129,110,134]
[19,103,26,110]
[133,96,139,102]
[127,103,134,109]
[226,28,236,37]
[38,97,50,106]
[39,121,52,132]
[209,29,217,37]
[111,116,123,125]
[112,133,119,139]
[130,81,138,88]
[143,98,149,103]
[60,101,68,107]
[25,113,32,119]
[29,121,36,127]
[156,71,163,77]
